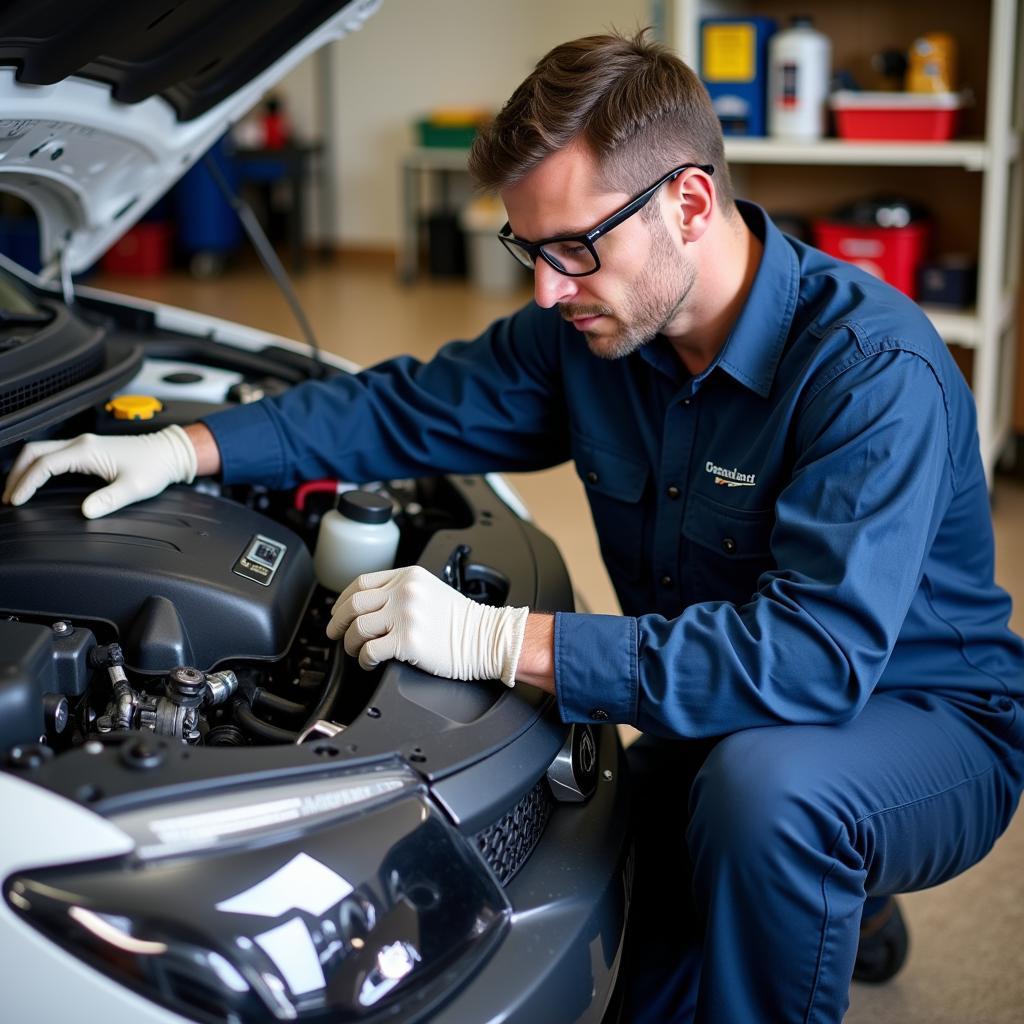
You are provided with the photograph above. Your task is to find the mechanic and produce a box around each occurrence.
[5,30,1024,1024]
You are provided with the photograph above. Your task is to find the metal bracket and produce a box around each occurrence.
[58,238,75,306]
[546,724,599,803]
[296,719,346,744]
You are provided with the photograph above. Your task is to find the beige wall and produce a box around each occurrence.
[274,0,652,247]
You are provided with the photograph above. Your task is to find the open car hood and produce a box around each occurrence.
[0,0,380,275]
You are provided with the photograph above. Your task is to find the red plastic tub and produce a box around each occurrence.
[829,91,966,141]
[101,222,173,276]
[813,220,932,298]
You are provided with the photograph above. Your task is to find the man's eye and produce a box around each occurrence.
[551,242,587,258]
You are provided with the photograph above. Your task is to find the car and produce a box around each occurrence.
[0,2,631,1022]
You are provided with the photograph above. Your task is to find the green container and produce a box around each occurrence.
[417,120,478,148]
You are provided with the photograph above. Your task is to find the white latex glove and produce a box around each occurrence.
[2,425,198,519]
[326,565,529,686]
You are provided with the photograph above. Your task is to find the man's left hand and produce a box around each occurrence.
[326,565,529,686]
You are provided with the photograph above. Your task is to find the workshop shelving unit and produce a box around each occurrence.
[666,0,1024,482]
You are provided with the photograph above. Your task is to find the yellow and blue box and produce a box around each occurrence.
[700,17,776,136]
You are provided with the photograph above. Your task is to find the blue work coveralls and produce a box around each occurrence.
[204,202,1024,1022]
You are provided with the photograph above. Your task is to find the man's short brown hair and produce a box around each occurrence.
[468,28,734,215]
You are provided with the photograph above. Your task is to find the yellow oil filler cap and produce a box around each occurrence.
[104,395,164,421]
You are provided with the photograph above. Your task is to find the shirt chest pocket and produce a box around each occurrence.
[682,494,776,605]
[575,442,649,583]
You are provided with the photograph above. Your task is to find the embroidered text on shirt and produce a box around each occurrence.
[706,461,756,488]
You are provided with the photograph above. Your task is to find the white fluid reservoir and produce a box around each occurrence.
[768,16,832,140]
[314,490,400,594]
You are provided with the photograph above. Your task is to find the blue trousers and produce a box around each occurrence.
[622,689,1024,1023]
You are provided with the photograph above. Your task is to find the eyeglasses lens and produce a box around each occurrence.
[538,240,597,275]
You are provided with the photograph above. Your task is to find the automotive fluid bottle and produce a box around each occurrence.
[768,16,832,140]
[314,490,400,594]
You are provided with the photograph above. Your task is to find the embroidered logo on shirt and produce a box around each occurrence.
[706,461,756,488]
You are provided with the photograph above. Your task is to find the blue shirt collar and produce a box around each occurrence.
[638,201,799,399]
[715,201,799,398]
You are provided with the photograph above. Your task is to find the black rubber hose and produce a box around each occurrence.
[299,642,347,738]
[235,703,298,744]
[253,689,308,718]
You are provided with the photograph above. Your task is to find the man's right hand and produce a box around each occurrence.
[2,425,199,519]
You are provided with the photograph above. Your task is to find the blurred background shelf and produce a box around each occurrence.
[669,0,1024,482]
[723,137,1001,169]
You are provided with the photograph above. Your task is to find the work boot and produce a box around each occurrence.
[853,896,910,983]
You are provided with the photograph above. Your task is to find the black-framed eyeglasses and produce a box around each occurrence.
[498,163,714,278]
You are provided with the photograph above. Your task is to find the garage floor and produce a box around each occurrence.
[92,260,1024,1022]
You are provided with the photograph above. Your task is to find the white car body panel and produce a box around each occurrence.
[0,0,381,276]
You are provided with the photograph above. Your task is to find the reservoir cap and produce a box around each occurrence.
[105,394,163,420]
[339,490,393,524]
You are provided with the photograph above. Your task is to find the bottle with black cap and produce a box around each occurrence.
[768,15,832,140]
[313,490,400,594]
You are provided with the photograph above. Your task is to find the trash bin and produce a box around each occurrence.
[426,210,466,278]
[461,197,527,293]
[0,213,41,272]
[173,135,242,277]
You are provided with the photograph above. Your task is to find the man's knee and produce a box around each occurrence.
[687,727,850,867]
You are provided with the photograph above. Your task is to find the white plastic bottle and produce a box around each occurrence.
[313,490,400,594]
[768,16,832,141]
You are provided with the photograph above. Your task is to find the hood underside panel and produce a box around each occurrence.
[0,0,380,273]
[0,0,355,122]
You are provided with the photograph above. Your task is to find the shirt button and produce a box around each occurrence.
[589,708,609,721]
[586,471,599,484]
[682,398,692,406]
[721,537,737,554]
[666,485,681,499]
[660,575,673,587]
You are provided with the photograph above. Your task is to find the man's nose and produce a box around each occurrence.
[533,259,577,309]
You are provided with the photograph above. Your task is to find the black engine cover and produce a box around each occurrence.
[0,486,315,673]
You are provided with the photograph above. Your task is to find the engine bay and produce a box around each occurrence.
[3,467,465,741]
[0,272,573,809]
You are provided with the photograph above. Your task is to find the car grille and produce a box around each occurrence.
[474,778,553,885]
[0,349,104,417]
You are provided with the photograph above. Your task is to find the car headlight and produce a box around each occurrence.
[5,759,510,1022]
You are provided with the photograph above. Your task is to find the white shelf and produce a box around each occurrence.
[920,306,981,348]
[916,296,1018,350]
[723,137,989,171]
[1000,290,1017,335]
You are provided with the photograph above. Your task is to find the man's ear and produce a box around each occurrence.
[665,168,714,243]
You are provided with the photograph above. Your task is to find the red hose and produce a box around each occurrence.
[294,479,340,511]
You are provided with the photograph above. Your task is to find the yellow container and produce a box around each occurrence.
[907,33,957,93]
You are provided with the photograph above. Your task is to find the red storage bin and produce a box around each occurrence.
[829,91,966,141]
[101,222,172,276]
[814,220,931,298]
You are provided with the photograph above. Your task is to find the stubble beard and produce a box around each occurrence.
[560,221,697,361]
